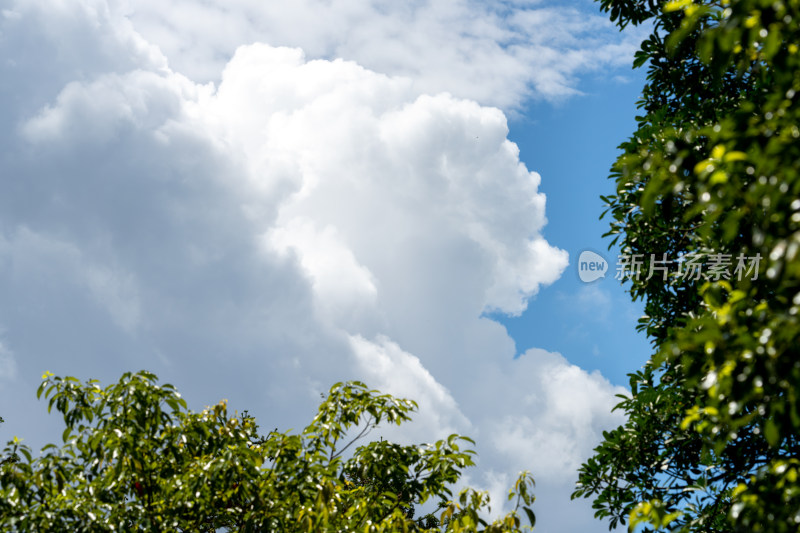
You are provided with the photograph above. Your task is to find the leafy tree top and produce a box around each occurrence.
[1,371,536,532]
[574,0,800,531]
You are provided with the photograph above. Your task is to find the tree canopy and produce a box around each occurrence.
[574,0,800,531]
[0,371,535,532]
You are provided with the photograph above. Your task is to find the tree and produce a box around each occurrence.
[0,416,18,469]
[0,371,536,532]
[573,0,800,531]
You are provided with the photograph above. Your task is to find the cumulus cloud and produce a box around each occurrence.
[0,2,627,531]
[349,334,471,440]
[124,0,643,108]
[488,348,625,481]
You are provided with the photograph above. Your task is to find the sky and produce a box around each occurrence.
[0,1,654,531]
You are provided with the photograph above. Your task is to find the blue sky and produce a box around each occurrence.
[0,1,655,531]
[501,70,653,385]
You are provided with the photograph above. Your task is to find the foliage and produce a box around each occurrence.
[0,416,18,469]
[0,371,535,532]
[573,0,800,531]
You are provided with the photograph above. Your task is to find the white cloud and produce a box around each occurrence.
[123,0,643,108]
[488,348,626,481]
[268,218,379,326]
[0,2,628,531]
[349,334,471,440]
[0,341,17,381]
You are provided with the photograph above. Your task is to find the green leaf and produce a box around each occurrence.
[523,506,536,527]
[764,419,779,447]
